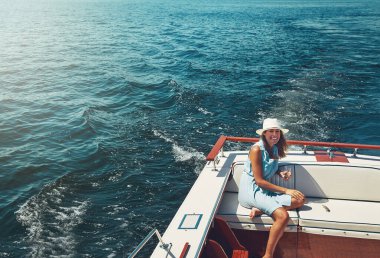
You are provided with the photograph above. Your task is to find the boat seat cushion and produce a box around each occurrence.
[294,164,380,202]
[221,160,380,237]
[225,162,295,193]
[228,162,380,202]
[217,192,299,230]
[298,198,380,234]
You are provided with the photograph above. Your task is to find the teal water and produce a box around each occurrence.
[1,0,379,257]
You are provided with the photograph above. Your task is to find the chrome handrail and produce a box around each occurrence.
[128,229,171,258]
[206,135,380,161]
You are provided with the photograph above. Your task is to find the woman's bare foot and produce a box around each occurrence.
[249,207,262,219]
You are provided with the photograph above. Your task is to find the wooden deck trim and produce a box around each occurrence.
[314,150,349,163]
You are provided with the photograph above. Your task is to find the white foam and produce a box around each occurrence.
[153,129,174,144]
[106,204,127,215]
[16,184,89,258]
[153,129,205,173]
[108,171,123,182]
[197,107,213,115]
[172,144,204,162]
[261,74,337,141]
[107,252,117,258]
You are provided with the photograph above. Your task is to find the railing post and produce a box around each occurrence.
[352,148,358,157]
[212,161,217,171]
[212,155,220,171]
[302,145,307,154]
[155,229,170,249]
[128,229,171,258]
[206,135,227,161]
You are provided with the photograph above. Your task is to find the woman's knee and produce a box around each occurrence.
[292,197,305,208]
[272,208,289,223]
[297,197,306,207]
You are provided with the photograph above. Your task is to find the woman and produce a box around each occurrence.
[238,118,305,258]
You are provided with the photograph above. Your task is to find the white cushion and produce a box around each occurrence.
[225,162,295,193]
[224,162,244,193]
[217,192,299,229]
[221,161,380,238]
[295,165,380,202]
[299,198,380,233]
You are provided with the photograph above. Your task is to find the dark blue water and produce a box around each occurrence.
[1,0,379,257]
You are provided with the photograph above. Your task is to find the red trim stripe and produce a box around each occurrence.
[179,242,190,258]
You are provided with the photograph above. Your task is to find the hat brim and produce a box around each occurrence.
[256,128,289,135]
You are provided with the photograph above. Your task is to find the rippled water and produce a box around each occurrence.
[1,0,379,257]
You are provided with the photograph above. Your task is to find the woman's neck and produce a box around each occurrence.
[263,140,273,153]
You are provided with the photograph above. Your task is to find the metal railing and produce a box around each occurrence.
[206,135,380,162]
[128,229,171,258]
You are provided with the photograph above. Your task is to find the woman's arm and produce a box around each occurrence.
[250,147,304,200]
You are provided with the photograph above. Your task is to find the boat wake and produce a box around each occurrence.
[257,68,341,143]
[15,182,89,258]
[153,129,205,173]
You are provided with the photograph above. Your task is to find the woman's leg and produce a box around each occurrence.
[285,196,305,211]
[263,197,305,257]
[249,207,263,219]
[263,207,289,258]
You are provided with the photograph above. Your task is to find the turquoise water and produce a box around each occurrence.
[1,0,379,257]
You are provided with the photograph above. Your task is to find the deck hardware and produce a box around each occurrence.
[302,145,307,154]
[220,147,225,157]
[212,161,218,171]
[128,229,171,258]
[322,205,330,212]
[178,214,203,229]
[180,242,190,258]
[215,155,220,164]
[212,156,220,171]
[327,148,334,159]
[352,148,358,157]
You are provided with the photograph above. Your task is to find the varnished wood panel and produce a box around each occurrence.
[232,229,297,258]
[298,232,380,258]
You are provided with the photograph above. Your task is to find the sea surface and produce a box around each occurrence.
[1,0,379,257]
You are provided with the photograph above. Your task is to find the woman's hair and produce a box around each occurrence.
[261,131,288,159]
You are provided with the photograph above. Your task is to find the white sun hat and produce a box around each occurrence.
[256,118,289,135]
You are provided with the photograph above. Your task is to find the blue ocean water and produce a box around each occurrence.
[0,0,379,257]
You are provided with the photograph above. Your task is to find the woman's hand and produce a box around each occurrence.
[285,189,305,200]
[279,170,292,180]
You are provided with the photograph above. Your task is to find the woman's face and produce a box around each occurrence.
[263,129,281,146]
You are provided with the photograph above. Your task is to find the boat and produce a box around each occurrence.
[129,136,380,258]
